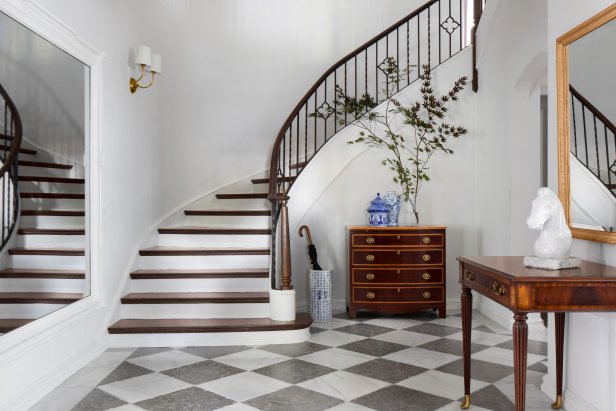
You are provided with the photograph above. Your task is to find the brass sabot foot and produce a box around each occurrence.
[551,394,563,409]
[460,394,471,409]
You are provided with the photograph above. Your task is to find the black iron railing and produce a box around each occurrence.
[0,83,23,251]
[570,84,616,194]
[268,0,486,291]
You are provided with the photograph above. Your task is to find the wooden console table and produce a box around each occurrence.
[458,256,616,411]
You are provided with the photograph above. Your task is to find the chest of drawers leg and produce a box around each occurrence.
[347,226,446,318]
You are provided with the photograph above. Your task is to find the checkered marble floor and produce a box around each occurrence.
[31,310,562,411]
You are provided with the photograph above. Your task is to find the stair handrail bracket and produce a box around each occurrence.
[267,0,482,291]
[0,83,23,252]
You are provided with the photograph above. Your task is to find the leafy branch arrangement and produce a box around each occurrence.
[311,58,468,224]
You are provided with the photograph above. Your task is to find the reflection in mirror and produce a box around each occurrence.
[557,4,616,244]
[0,10,89,336]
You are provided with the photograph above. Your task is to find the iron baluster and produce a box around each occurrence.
[582,105,589,167]
[594,116,600,178]
[605,124,611,186]
[571,93,578,156]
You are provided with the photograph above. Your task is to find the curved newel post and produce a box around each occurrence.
[278,196,293,291]
[269,194,296,321]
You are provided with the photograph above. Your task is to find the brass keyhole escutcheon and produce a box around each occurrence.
[366,255,375,262]
[396,235,401,240]
[366,273,375,280]
[492,282,506,296]
[366,291,375,299]
[464,270,475,281]
[422,254,431,262]
[396,269,401,274]
[397,250,401,255]
[422,272,431,280]
[422,236,431,244]
[422,291,431,299]
[366,237,375,244]
[397,288,400,293]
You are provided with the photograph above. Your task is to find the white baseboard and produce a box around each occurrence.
[296,297,474,315]
[542,374,597,411]
[476,295,542,327]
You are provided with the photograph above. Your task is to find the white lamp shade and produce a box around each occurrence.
[135,45,151,66]
[150,54,162,74]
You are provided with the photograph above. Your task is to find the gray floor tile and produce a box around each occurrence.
[417,338,490,356]
[495,339,548,356]
[258,342,330,357]
[311,326,327,334]
[246,385,343,411]
[128,347,172,359]
[436,358,514,383]
[98,362,153,385]
[162,360,243,384]
[136,386,233,411]
[254,359,336,384]
[459,384,514,411]
[71,388,127,411]
[404,311,440,322]
[344,358,428,383]
[353,385,451,411]
[338,338,407,357]
[334,311,382,322]
[334,324,396,338]
[528,361,548,374]
[180,345,250,359]
[405,323,461,337]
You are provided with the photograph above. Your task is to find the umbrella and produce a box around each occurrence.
[299,225,323,270]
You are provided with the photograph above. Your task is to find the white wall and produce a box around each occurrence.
[547,1,616,410]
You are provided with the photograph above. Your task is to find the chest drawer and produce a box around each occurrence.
[352,268,443,284]
[352,249,443,266]
[352,286,444,303]
[352,233,443,247]
[461,264,511,306]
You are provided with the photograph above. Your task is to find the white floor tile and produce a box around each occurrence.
[471,346,545,367]
[309,330,366,347]
[215,404,261,411]
[60,366,118,388]
[372,329,441,347]
[384,347,460,369]
[214,348,289,370]
[397,370,489,400]
[99,373,191,403]
[108,405,146,411]
[447,329,512,346]
[28,387,91,411]
[86,351,134,368]
[311,318,356,330]
[127,349,204,372]
[298,371,388,401]
[198,371,290,402]
[434,401,493,411]
[299,348,375,369]
[362,317,422,329]
[325,403,375,411]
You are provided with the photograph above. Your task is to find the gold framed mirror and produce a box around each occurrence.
[557,3,616,244]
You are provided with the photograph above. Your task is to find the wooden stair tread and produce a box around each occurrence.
[121,292,269,304]
[18,228,85,235]
[19,176,84,184]
[139,247,270,256]
[19,160,73,170]
[9,247,85,256]
[251,176,296,184]
[20,193,85,199]
[158,227,271,235]
[1,146,37,155]
[216,193,268,199]
[184,209,271,216]
[108,313,312,334]
[21,210,85,216]
[0,292,82,303]
[131,268,269,279]
[0,319,35,333]
[0,268,85,279]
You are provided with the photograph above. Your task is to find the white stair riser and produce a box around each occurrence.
[183,215,270,228]
[130,278,269,293]
[138,254,269,270]
[18,235,86,248]
[0,278,84,293]
[20,215,85,228]
[121,303,270,319]
[214,198,270,208]
[19,181,84,194]
[19,166,73,178]
[21,197,85,210]
[157,234,269,247]
[0,303,68,318]
[10,254,85,269]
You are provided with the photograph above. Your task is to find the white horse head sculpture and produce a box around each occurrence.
[526,187,572,259]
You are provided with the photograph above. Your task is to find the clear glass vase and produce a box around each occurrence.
[400,198,419,226]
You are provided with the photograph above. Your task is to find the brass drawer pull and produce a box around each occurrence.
[422,291,431,299]
[397,250,401,255]
[492,282,506,296]
[422,236,431,244]
[422,272,431,280]
[396,269,401,274]
[366,254,375,262]
[396,235,401,240]
[366,273,375,280]
[366,237,375,244]
[464,270,475,281]
[422,254,431,262]
[366,291,375,299]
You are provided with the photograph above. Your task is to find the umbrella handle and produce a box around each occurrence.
[298,225,313,244]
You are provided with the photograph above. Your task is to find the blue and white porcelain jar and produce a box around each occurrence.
[367,193,389,226]
[382,191,401,226]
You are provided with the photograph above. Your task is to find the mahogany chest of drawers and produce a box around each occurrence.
[347,226,446,318]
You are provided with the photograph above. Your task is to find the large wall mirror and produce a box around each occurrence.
[0,8,90,336]
[557,4,616,244]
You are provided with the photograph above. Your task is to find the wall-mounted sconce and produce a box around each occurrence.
[129,45,162,94]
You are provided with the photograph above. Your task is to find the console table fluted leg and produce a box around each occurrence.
[552,312,565,409]
[513,312,528,411]
[460,286,472,409]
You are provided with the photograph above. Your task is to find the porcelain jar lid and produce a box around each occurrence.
[367,193,389,213]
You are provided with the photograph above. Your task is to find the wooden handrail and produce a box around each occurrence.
[0,84,23,177]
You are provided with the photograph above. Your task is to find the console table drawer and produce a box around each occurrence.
[352,233,443,247]
[352,286,444,303]
[461,264,511,306]
[352,249,443,266]
[352,268,443,284]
